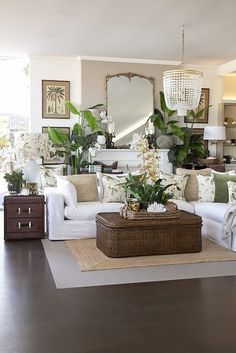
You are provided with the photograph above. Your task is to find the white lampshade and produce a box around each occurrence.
[203,126,226,141]
[14,132,54,187]
[15,133,53,160]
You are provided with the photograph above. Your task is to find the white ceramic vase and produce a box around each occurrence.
[23,159,41,187]
[97,135,106,145]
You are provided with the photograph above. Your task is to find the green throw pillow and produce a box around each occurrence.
[214,174,236,203]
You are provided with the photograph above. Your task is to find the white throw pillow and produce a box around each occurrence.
[159,172,189,201]
[196,175,215,202]
[227,181,236,204]
[56,176,77,206]
[98,174,126,203]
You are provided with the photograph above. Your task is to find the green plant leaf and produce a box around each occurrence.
[148,109,165,133]
[160,91,176,117]
[82,110,102,132]
[65,101,81,115]
[48,127,69,144]
[72,123,83,137]
[88,103,104,109]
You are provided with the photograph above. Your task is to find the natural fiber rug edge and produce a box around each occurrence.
[65,238,236,272]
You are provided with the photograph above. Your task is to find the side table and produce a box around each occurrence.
[4,195,45,240]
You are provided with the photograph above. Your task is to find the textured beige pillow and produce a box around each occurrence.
[176,168,212,201]
[65,174,99,202]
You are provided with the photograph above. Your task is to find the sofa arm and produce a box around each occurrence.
[44,187,65,222]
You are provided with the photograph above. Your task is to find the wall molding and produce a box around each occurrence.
[78,55,180,66]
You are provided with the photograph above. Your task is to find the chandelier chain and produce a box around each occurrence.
[181,25,185,65]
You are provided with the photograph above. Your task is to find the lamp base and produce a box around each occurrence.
[23,159,41,187]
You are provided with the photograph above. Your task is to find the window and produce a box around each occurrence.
[0,57,29,145]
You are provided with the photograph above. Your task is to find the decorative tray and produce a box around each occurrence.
[120,207,180,220]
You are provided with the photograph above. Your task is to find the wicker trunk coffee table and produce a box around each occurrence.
[96,211,202,258]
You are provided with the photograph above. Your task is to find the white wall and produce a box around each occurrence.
[29,56,81,132]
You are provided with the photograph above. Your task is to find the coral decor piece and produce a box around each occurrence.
[147,202,166,213]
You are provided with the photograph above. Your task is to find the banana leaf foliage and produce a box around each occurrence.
[168,107,210,167]
[147,91,184,138]
[47,101,102,174]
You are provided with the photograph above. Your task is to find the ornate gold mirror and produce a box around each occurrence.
[105,72,154,145]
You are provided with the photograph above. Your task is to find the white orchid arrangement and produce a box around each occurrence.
[88,142,101,157]
[129,133,159,183]
[100,110,115,134]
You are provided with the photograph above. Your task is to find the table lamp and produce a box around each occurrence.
[203,126,226,144]
[15,133,53,187]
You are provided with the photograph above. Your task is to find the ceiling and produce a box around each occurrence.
[1,0,236,65]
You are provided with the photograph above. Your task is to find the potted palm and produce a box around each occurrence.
[4,170,23,194]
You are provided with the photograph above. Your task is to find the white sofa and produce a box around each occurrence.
[45,187,236,251]
[171,199,236,251]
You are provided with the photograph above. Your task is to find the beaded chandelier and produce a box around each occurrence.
[163,26,203,116]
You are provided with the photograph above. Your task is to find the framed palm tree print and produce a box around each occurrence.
[42,80,70,119]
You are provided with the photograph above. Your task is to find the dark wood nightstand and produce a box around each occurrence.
[4,195,45,240]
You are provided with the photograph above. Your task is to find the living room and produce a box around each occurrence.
[2,1,236,352]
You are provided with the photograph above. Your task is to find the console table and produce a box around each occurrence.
[94,149,173,174]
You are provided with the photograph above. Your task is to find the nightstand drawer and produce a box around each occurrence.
[6,218,43,233]
[6,204,43,219]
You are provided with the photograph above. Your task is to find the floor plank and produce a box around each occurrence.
[1,223,236,352]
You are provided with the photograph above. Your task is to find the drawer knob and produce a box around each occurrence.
[17,208,21,214]
[18,221,32,229]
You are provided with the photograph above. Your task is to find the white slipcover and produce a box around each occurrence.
[64,201,123,221]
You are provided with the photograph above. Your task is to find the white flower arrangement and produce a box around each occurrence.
[88,142,101,157]
[129,133,159,183]
[100,111,115,134]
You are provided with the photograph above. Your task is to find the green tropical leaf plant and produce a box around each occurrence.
[168,105,211,167]
[48,101,102,174]
[121,172,173,205]
[147,91,184,138]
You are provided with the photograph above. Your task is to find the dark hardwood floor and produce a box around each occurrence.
[1,237,236,352]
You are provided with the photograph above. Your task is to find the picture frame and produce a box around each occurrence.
[42,126,70,164]
[184,88,210,124]
[42,80,70,119]
[42,126,70,137]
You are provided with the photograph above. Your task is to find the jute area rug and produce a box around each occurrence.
[65,237,236,272]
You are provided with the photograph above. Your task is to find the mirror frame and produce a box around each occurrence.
[105,72,155,111]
